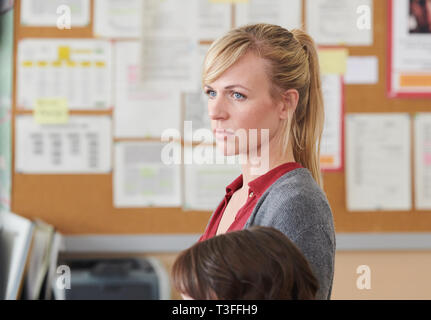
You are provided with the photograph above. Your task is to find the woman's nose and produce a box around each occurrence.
[208,96,228,120]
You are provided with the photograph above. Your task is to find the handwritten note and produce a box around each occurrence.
[319,48,348,75]
[34,98,69,124]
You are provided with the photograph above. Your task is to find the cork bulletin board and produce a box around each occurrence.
[11,0,431,235]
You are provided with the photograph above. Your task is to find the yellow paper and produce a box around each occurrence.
[58,46,70,61]
[34,98,69,124]
[318,48,348,75]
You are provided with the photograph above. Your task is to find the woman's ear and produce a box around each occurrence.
[279,89,299,120]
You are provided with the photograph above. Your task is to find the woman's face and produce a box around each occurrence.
[204,52,286,158]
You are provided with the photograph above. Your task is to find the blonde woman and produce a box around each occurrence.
[198,23,336,300]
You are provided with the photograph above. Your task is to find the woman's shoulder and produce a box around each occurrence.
[268,167,329,206]
[249,167,335,236]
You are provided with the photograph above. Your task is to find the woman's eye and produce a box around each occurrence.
[232,92,246,100]
[205,90,217,98]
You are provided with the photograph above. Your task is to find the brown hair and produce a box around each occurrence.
[171,226,319,300]
[203,23,324,187]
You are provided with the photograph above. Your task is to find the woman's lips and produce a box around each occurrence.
[214,129,235,140]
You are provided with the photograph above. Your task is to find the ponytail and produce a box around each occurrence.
[290,29,324,188]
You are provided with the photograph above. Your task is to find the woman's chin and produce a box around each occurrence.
[214,138,237,155]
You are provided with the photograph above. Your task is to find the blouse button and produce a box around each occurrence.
[249,192,254,198]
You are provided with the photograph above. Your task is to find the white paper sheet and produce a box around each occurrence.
[346,113,411,211]
[94,0,142,38]
[114,41,181,138]
[184,91,213,143]
[21,0,90,26]
[139,0,198,91]
[15,115,112,174]
[415,113,431,210]
[184,44,213,143]
[235,0,302,30]
[197,0,232,40]
[114,141,182,208]
[17,39,112,110]
[320,74,343,171]
[345,56,378,84]
[183,145,241,211]
[389,0,431,96]
[306,0,373,46]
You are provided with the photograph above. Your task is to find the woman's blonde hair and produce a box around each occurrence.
[203,23,324,187]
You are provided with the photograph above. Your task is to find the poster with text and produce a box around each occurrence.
[388,0,431,97]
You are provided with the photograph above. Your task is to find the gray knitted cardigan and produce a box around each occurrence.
[244,167,336,300]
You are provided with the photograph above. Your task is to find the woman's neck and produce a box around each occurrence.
[240,134,295,192]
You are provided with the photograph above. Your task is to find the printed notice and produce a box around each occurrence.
[198,0,232,40]
[15,115,112,174]
[415,113,431,210]
[184,44,213,143]
[114,141,182,207]
[17,39,112,110]
[114,41,181,138]
[235,0,302,30]
[306,0,373,46]
[346,113,411,211]
[139,0,198,91]
[21,0,90,26]
[320,74,343,171]
[94,0,142,38]
[388,0,431,97]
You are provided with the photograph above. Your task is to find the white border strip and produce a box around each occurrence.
[336,233,431,251]
[63,233,431,253]
[64,234,201,253]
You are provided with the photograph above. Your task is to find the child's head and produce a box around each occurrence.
[171,226,319,299]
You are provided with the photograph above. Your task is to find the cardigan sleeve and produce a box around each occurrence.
[289,224,335,300]
[247,183,336,300]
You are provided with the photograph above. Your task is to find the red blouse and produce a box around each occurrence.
[198,162,304,242]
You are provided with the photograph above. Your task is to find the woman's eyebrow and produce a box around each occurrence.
[204,84,251,92]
